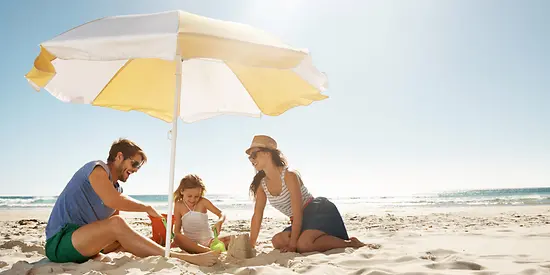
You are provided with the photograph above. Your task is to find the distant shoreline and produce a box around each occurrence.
[1,187,549,213]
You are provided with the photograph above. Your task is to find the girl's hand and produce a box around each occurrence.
[214,214,225,234]
[214,220,223,235]
[218,213,226,224]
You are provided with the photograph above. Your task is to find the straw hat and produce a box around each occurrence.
[245,135,277,155]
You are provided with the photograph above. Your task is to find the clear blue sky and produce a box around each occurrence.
[0,0,548,197]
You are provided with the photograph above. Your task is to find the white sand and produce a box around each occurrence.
[0,205,549,274]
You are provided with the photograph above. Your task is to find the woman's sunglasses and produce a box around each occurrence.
[248,149,268,161]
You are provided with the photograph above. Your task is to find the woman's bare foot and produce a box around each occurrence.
[171,250,220,266]
[348,237,366,248]
[349,237,380,249]
[348,237,381,249]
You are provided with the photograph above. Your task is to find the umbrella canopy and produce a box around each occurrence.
[25,10,328,257]
[25,10,328,123]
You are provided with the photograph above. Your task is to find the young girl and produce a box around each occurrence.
[246,135,377,253]
[173,174,230,254]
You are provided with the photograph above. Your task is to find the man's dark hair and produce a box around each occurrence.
[107,138,147,165]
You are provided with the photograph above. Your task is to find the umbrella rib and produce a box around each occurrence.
[90,59,133,105]
[179,32,306,55]
[179,32,308,69]
[47,17,107,43]
[221,61,265,116]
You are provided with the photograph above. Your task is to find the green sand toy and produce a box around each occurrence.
[210,226,226,252]
[161,217,175,240]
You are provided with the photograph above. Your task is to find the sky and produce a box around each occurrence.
[0,0,548,197]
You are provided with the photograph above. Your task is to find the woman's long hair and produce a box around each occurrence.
[249,148,287,198]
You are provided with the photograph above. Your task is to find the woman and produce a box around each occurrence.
[246,135,371,253]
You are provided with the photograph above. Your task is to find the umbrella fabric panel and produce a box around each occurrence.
[44,11,180,61]
[44,59,128,104]
[92,58,177,122]
[40,10,307,67]
[179,59,261,123]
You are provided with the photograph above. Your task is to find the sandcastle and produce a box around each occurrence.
[226,233,255,260]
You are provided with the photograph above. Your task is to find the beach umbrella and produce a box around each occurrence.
[24,10,328,257]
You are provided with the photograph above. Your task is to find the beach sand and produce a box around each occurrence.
[0,205,549,274]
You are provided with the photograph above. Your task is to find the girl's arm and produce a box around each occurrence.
[284,171,304,252]
[174,202,183,234]
[203,198,226,225]
[250,187,267,247]
[203,198,225,219]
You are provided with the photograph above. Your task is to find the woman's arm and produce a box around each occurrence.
[250,188,267,247]
[284,171,304,252]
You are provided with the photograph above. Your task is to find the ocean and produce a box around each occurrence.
[1,187,549,211]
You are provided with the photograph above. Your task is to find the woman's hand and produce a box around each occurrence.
[280,242,297,253]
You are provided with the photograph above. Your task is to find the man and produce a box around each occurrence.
[44,138,219,266]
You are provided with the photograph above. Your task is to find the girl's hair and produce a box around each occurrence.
[249,148,287,198]
[174,174,206,202]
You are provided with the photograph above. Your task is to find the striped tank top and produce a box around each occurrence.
[261,167,314,217]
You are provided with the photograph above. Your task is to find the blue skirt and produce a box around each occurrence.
[283,197,349,240]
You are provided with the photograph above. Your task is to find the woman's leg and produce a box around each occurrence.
[173,233,211,254]
[296,229,364,253]
[271,231,291,249]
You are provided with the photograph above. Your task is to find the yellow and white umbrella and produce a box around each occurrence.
[25,10,328,256]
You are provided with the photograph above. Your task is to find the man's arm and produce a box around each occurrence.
[89,166,150,212]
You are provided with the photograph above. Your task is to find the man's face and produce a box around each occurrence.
[116,153,143,182]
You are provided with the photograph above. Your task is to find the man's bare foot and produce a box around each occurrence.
[91,252,112,262]
[367,243,381,249]
[172,250,220,266]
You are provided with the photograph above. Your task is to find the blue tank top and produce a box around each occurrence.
[45,160,123,240]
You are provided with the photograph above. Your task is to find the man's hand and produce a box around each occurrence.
[146,205,162,218]
[280,242,297,253]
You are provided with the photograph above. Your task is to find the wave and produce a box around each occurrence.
[0,196,58,207]
[1,189,549,210]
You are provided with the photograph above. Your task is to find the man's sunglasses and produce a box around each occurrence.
[128,157,142,169]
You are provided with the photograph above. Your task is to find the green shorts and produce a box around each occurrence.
[45,223,90,263]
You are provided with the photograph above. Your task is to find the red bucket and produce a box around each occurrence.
[148,214,177,248]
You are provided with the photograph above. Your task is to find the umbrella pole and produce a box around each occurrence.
[164,55,183,257]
